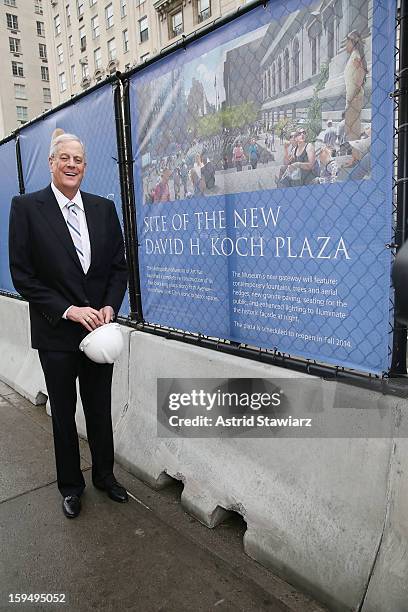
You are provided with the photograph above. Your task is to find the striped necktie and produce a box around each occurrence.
[66,201,85,270]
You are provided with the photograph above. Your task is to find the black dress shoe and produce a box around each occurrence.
[62,495,81,518]
[95,481,128,503]
[106,482,128,503]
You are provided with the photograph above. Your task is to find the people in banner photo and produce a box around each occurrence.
[138,0,373,204]
[248,138,260,170]
[323,120,337,147]
[153,168,172,203]
[336,111,347,147]
[278,128,317,187]
[232,141,246,172]
[8,130,128,519]
[344,30,369,141]
[313,144,338,184]
[276,131,297,185]
[337,136,371,181]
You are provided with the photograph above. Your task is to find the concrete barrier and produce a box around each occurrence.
[359,429,408,612]
[113,331,401,611]
[2,295,408,611]
[0,296,46,404]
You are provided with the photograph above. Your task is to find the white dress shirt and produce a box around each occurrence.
[51,182,91,272]
[51,182,91,319]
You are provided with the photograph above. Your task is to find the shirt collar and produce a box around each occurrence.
[51,182,84,211]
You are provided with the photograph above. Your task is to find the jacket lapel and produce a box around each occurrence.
[35,185,84,273]
[82,192,101,274]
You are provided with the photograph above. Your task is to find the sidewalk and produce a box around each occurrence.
[0,381,327,612]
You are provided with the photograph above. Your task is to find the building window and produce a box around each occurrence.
[284,48,290,90]
[81,62,89,78]
[11,60,23,77]
[77,0,84,19]
[41,65,49,81]
[327,18,335,62]
[94,47,102,69]
[79,26,86,51]
[197,0,210,23]
[139,16,148,43]
[292,38,300,86]
[77,0,84,17]
[107,37,116,60]
[91,14,99,38]
[120,0,126,18]
[39,43,47,58]
[16,106,28,123]
[43,87,51,103]
[6,13,18,30]
[277,56,282,93]
[57,43,64,64]
[122,29,129,52]
[311,36,319,76]
[68,35,73,55]
[66,4,71,26]
[140,52,150,63]
[59,72,67,92]
[135,0,145,6]
[169,9,183,38]
[54,14,61,35]
[71,64,76,83]
[14,83,27,99]
[4,0,17,6]
[9,37,21,53]
[105,3,113,28]
[90,0,97,5]
[36,20,45,36]
[34,0,43,14]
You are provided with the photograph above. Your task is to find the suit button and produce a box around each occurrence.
[83,300,90,306]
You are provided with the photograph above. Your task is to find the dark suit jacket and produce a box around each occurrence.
[9,184,128,351]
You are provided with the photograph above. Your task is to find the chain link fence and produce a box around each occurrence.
[0,0,404,381]
[126,0,398,378]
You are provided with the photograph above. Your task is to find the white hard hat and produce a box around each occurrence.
[79,323,124,364]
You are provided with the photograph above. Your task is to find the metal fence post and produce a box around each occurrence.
[391,0,408,374]
[15,133,25,195]
[113,76,143,322]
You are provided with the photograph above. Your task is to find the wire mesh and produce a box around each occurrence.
[126,0,397,377]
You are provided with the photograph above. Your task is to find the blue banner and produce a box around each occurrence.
[0,139,20,294]
[129,0,395,374]
[18,84,129,316]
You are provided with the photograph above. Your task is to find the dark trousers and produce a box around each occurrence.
[39,350,115,497]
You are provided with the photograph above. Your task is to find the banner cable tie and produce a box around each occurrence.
[390,89,408,98]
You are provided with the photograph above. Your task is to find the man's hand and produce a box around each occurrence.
[66,306,105,332]
[99,305,115,324]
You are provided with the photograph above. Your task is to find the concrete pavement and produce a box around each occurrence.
[0,381,327,612]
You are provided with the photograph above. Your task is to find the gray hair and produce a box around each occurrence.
[49,133,86,161]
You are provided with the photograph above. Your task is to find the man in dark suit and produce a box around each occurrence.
[9,133,128,518]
